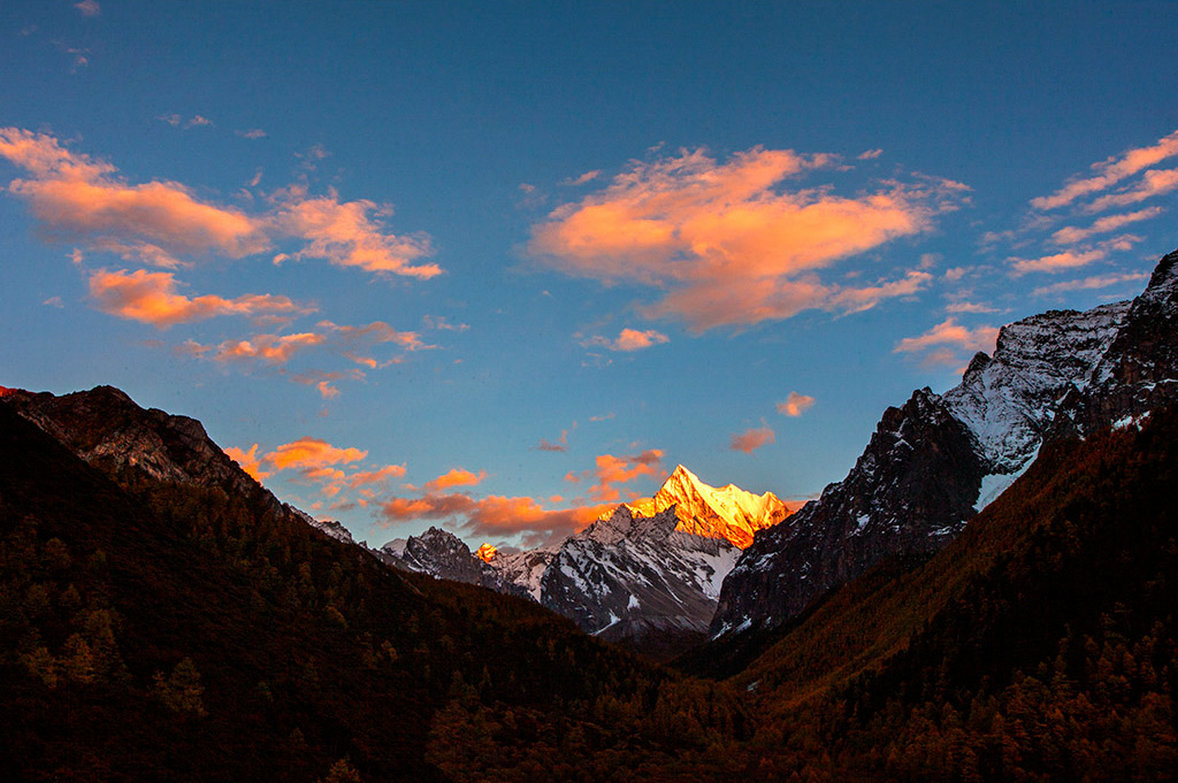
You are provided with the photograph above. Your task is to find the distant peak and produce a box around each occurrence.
[475,543,498,563]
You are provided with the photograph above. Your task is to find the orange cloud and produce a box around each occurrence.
[319,319,429,351]
[894,318,999,363]
[224,444,270,482]
[777,391,815,417]
[270,185,441,279]
[1086,168,1178,213]
[425,468,487,492]
[0,128,439,282]
[1031,129,1178,210]
[0,128,269,265]
[200,332,326,366]
[347,464,407,489]
[1032,272,1151,297]
[1050,206,1164,245]
[730,426,775,453]
[263,436,367,472]
[587,449,664,502]
[380,492,614,544]
[529,146,965,330]
[583,327,670,352]
[1009,234,1140,276]
[290,369,365,399]
[87,268,314,329]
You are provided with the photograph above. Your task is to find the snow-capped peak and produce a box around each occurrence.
[612,464,791,549]
[475,543,498,563]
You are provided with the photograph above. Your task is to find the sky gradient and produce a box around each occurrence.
[4,1,1178,549]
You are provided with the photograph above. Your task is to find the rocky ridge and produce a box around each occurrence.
[713,247,1178,637]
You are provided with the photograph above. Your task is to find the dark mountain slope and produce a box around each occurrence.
[0,401,751,782]
[717,411,1178,780]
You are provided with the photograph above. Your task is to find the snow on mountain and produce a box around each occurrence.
[378,527,530,598]
[714,245,1178,639]
[617,464,791,549]
[542,505,740,656]
[484,547,557,602]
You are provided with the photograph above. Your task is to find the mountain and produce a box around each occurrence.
[0,387,756,781]
[714,249,1175,638]
[539,505,741,658]
[619,464,791,549]
[378,527,529,598]
[379,466,788,657]
[701,403,1178,781]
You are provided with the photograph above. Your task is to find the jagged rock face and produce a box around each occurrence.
[715,245,1178,638]
[0,385,351,549]
[543,505,739,651]
[1056,249,1178,434]
[485,548,557,602]
[714,389,984,634]
[619,464,789,549]
[944,302,1130,475]
[379,528,529,598]
[1,385,257,496]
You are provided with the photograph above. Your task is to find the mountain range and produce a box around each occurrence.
[4,248,1178,779]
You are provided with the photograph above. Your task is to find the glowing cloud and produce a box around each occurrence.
[0,128,439,281]
[88,268,314,329]
[264,436,367,472]
[270,185,441,278]
[894,318,999,361]
[1050,207,1164,245]
[347,464,407,489]
[777,391,815,417]
[1086,168,1178,213]
[379,492,614,545]
[196,332,326,366]
[0,128,269,265]
[587,449,664,501]
[1031,129,1178,210]
[224,444,270,482]
[730,426,775,453]
[425,468,487,492]
[529,146,965,330]
[1032,272,1151,297]
[582,327,670,352]
[1009,235,1140,276]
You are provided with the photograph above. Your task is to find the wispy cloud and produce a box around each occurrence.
[536,430,569,452]
[88,268,315,329]
[1085,168,1178,213]
[1032,272,1150,297]
[425,468,487,492]
[0,128,269,264]
[562,449,665,503]
[730,425,775,453]
[582,327,670,352]
[1008,234,1141,275]
[380,493,613,547]
[1030,129,1178,211]
[1050,206,1164,245]
[74,0,100,17]
[894,318,999,365]
[0,128,440,280]
[529,146,966,331]
[777,391,815,417]
[269,184,440,279]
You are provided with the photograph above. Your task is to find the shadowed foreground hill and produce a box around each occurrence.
[4,385,1178,781]
[0,402,750,782]
[695,411,1178,780]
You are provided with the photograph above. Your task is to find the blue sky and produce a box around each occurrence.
[3,1,1178,548]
